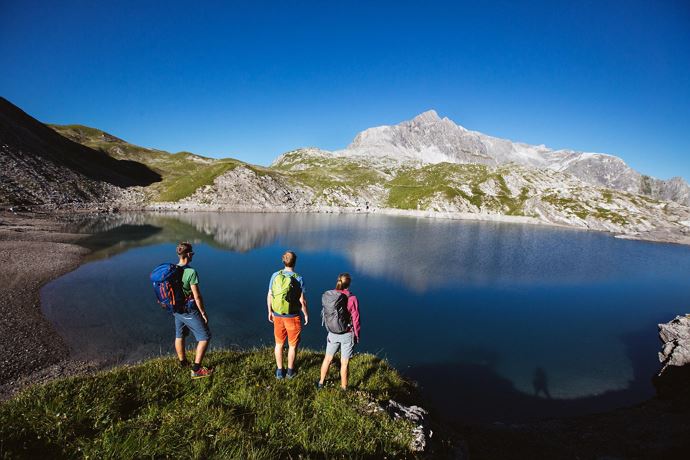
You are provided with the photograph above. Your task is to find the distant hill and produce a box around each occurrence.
[0,97,160,206]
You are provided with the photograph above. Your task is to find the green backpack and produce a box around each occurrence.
[271,270,302,315]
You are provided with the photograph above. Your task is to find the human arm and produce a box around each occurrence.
[190,284,208,324]
[266,290,274,323]
[348,295,360,342]
[300,292,309,325]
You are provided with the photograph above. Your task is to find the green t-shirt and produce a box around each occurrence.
[179,265,199,298]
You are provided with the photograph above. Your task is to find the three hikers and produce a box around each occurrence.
[267,250,309,379]
[154,246,362,386]
[318,273,361,390]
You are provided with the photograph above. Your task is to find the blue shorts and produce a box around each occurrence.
[174,309,210,342]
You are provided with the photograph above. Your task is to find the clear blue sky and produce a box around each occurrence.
[1,0,689,179]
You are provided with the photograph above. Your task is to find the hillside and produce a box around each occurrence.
[51,124,266,202]
[0,97,160,206]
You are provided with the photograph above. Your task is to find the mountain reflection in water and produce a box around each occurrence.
[70,211,673,291]
[43,212,690,422]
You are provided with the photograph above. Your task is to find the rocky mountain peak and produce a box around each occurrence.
[411,110,441,124]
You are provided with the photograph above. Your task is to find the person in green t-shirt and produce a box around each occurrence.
[174,242,213,379]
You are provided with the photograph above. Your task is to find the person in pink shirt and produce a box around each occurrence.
[317,273,361,390]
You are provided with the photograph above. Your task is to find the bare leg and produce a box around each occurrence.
[175,338,185,361]
[340,358,349,389]
[194,340,209,365]
[274,343,284,370]
[287,345,297,369]
[319,354,334,384]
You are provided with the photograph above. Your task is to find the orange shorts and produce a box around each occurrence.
[273,315,302,347]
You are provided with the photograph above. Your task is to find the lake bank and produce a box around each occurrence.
[0,210,107,400]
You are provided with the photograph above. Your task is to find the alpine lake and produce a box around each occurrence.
[41,212,690,424]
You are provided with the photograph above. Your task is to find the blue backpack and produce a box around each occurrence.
[150,263,193,314]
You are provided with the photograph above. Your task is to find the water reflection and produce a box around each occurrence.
[68,211,687,291]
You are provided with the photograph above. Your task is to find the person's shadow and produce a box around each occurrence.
[532,367,552,399]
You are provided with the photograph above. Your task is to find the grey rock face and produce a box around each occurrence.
[385,399,432,453]
[341,111,690,205]
[655,315,690,400]
[658,315,690,369]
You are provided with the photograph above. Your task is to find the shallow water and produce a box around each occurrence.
[41,212,690,422]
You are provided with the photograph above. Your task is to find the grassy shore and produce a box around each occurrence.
[0,349,422,459]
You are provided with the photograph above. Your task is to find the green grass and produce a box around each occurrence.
[154,159,243,202]
[274,152,386,206]
[385,163,530,214]
[0,349,419,459]
[541,194,590,220]
[593,207,629,226]
[50,124,253,202]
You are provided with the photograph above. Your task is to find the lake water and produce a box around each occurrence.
[41,212,690,423]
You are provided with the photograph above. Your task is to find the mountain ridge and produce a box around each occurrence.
[322,110,689,205]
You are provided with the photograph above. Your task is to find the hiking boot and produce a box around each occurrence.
[191,366,214,379]
[275,368,285,380]
[286,368,296,379]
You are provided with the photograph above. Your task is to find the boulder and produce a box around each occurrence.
[654,314,690,400]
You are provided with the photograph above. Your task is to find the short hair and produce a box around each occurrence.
[282,250,297,268]
[335,273,351,290]
[177,241,193,257]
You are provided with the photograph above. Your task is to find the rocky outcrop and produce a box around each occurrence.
[654,315,690,400]
[385,400,433,453]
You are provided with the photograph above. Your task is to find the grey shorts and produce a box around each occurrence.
[325,331,355,359]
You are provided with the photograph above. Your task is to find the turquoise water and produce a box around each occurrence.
[41,212,690,422]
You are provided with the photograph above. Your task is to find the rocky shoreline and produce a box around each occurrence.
[141,201,690,247]
[0,210,106,399]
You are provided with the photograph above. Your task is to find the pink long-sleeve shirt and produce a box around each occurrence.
[337,288,360,341]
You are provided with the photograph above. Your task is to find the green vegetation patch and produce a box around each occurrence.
[272,153,386,205]
[154,158,243,202]
[385,163,530,214]
[593,207,629,226]
[0,349,417,459]
[50,124,252,202]
[542,194,590,220]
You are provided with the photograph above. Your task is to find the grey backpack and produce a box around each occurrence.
[321,290,351,334]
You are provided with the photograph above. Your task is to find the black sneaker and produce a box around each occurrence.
[286,368,296,379]
[275,368,285,380]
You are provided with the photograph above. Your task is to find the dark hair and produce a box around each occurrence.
[282,250,297,268]
[177,241,193,257]
[335,273,351,290]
